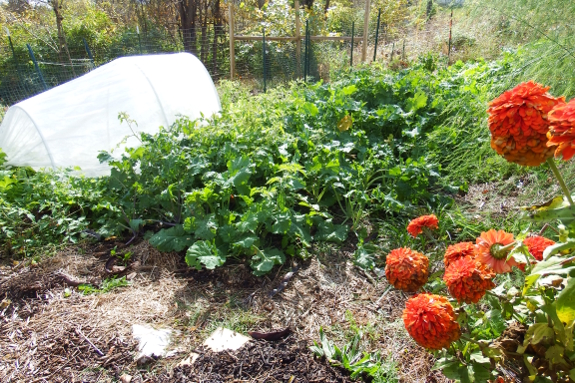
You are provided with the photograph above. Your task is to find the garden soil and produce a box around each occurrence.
[0,240,448,383]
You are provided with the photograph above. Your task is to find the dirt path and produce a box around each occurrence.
[0,240,448,382]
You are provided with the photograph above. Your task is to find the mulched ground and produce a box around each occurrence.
[0,240,448,383]
[166,338,352,383]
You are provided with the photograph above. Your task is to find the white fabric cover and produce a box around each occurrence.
[0,52,221,176]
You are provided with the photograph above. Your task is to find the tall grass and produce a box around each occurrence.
[462,0,575,98]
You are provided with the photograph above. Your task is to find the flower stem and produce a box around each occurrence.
[547,158,574,206]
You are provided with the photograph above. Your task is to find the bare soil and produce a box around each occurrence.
[0,240,448,383]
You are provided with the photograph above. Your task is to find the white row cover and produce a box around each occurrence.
[0,52,221,176]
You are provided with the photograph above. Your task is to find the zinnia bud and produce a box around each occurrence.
[444,257,496,303]
[402,293,460,350]
[385,248,429,292]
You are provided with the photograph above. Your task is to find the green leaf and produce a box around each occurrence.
[194,214,218,241]
[129,219,144,232]
[545,345,567,366]
[530,255,575,278]
[469,351,489,365]
[557,277,575,350]
[250,248,285,276]
[185,240,226,270]
[523,196,575,225]
[437,359,467,381]
[233,235,258,249]
[524,323,555,346]
[354,244,376,270]
[523,274,541,296]
[543,240,575,260]
[406,90,428,112]
[148,225,194,252]
[341,85,357,95]
[485,309,506,337]
[226,156,253,195]
[315,219,348,243]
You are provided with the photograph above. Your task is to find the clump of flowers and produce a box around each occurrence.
[385,248,429,292]
[487,81,565,166]
[523,235,556,261]
[444,241,476,267]
[402,293,461,350]
[407,214,439,238]
[547,99,575,161]
[475,229,523,274]
[443,257,496,303]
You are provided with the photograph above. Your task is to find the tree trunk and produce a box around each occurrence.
[51,0,76,77]
[178,0,198,54]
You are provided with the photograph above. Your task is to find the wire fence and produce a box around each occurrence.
[0,6,456,106]
[0,25,229,105]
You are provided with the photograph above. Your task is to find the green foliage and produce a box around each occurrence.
[78,276,129,295]
[0,57,521,274]
[99,60,511,274]
[311,327,399,382]
[0,164,116,257]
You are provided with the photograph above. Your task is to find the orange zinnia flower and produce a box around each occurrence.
[385,248,429,292]
[444,242,476,267]
[407,214,439,238]
[523,235,555,261]
[475,229,522,273]
[547,99,575,160]
[487,81,565,166]
[443,257,496,303]
[402,293,460,350]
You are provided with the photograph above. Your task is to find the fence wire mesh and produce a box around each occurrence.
[0,4,456,106]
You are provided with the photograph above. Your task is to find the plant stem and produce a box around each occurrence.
[547,158,574,206]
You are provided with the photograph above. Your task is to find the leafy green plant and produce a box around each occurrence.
[311,327,398,382]
[78,276,129,295]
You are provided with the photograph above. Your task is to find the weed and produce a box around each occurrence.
[78,276,129,295]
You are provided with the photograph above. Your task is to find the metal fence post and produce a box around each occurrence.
[390,41,395,62]
[295,0,301,78]
[26,44,48,91]
[448,8,453,65]
[229,2,236,79]
[306,21,311,79]
[6,28,27,96]
[83,38,96,68]
[304,20,309,82]
[373,9,381,62]
[350,22,355,67]
[262,28,267,93]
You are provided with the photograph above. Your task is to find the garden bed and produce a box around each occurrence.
[0,240,446,382]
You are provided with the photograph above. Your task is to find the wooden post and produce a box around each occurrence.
[228,2,236,79]
[295,0,301,78]
[361,0,371,62]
